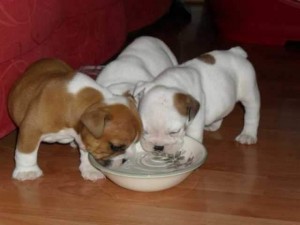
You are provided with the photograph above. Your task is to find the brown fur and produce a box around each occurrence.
[173,93,200,121]
[198,53,216,64]
[80,104,142,159]
[8,58,142,161]
[8,58,75,153]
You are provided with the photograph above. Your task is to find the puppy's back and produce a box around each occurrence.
[120,36,177,76]
[97,36,177,88]
[8,58,74,125]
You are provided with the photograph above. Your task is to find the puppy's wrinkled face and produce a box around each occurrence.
[138,86,199,155]
[80,100,142,164]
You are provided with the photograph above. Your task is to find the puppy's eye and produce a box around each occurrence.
[109,142,126,152]
[143,130,149,135]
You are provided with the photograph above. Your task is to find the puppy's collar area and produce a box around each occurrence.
[68,72,113,97]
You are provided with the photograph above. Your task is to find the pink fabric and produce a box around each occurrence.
[0,0,171,138]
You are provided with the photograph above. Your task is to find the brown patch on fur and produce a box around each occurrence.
[80,104,107,138]
[80,103,142,159]
[174,93,200,121]
[198,53,216,64]
[73,88,104,125]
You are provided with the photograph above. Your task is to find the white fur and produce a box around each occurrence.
[96,36,178,95]
[135,47,260,154]
[79,149,105,181]
[42,128,77,144]
[13,148,43,181]
[13,128,104,181]
[68,72,110,95]
[68,72,129,106]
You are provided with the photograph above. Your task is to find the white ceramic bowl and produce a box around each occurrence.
[89,136,207,192]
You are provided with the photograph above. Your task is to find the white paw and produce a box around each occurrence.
[80,169,106,181]
[79,149,106,181]
[235,133,257,145]
[205,120,222,132]
[13,166,43,181]
[70,141,77,149]
[205,125,218,132]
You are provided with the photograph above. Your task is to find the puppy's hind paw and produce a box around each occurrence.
[13,167,43,181]
[235,133,257,145]
[204,120,223,132]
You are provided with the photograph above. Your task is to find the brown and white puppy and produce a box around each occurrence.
[8,58,142,181]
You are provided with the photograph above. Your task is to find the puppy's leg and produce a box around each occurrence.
[70,141,77,149]
[13,128,43,181]
[236,84,260,144]
[187,124,204,142]
[205,119,223,132]
[79,149,105,181]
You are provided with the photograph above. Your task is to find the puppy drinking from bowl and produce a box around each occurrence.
[133,47,260,155]
[94,36,178,167]
[8,58,142,181]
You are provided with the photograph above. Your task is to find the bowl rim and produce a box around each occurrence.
[88,137,207,179]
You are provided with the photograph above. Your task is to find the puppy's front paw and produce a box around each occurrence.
[235,133,257,145]
[79,149,106,181]
[79,162,105,181]
[80,169,106,181]
[13,166,43,181]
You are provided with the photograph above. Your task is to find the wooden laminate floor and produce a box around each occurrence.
[0,4,300,225]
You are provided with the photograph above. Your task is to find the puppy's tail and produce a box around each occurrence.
[229,46,248,58]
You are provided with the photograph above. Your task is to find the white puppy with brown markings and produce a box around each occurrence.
[96,36,178,95]
[134,47,260,155]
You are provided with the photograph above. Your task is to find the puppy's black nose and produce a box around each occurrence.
[154,145,164,151]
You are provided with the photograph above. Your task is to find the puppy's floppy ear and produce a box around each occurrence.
[174,93,200,121]
[133,81,155,102]
[80,104,109,138]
